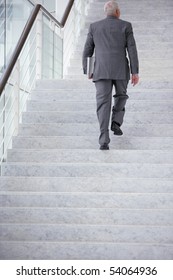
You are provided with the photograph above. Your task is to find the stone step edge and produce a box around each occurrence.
[22,108,172,113]
[18,123,173,128]
[18,123,173,126]
[35,84,173,89]
[1,234,172,243]
[7,148,173,152]
[28,99,173,103]
[1,176,173,183]
[12,136,173,139]
[32,88,173,91]
[1,190,173,194]
[1,223,172,228]
[0,206,172,210]
[19,122,173,127]
[1,241,173,246]
[2,162,173,167]
[1,176,173,180]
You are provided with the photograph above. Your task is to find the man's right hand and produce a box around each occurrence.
[131,74,139,86]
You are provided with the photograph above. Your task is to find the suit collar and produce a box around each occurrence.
[106,15,118,19]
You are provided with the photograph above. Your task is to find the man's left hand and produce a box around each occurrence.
[131,74,139,86]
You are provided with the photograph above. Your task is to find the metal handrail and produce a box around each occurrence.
[61,0,74,26]
[0,0,74,96]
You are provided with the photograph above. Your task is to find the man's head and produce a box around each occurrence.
[104,1,120,18]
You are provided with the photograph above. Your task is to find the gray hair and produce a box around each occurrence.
[104,1,119,16]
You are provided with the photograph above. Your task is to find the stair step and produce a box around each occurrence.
[68,61,173,69]
[94,0,173,4]
[0,191,173,208]
[71,56,173,67]
[91,1,173,8]
[6,150,173,164]
[35,79,173,89]
[84,21,173,29]
[31,89,173,101]
[73,50,173,60]
[12,136,173,150]
[65,74,173,81]
[82,27,173,37]
[21,111,173,124]
[86,14,173,22]
[35,79,94,89]
[2,162,173,178]
[0,241,172,260]
[1,177,172,193]
[66,66,173,77]
[1,224,172,243]
[27,100,173,112]
[0,207,172,225]
[18,123,173,137]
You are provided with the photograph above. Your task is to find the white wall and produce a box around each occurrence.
[55,0,69,22]
[35,0,56,13]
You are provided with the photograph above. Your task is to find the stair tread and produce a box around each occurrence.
[1,224,173,243]
[6,149,173,164]
[0,241,173,260]
[1,177,173,193]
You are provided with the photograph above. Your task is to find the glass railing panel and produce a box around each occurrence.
[0,6,64,165]
[0,83,15,162]
[18,19,37,119]
[42,13,63,79]
[0,0,93,166]
[53,26,63,78]
[42,19,54,79]
[0,13,37,164]
[4,85,16,154]
[0,0,34,77]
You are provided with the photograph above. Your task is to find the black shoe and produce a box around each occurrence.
[111,121,123,136]
[100,143,109,150]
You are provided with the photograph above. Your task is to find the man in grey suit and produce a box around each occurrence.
[82,0,139,150]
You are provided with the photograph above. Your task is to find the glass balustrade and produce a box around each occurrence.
[0,2,63,165]
[42,13,63,79]
[0,0,34,76]
[0,0,91,167]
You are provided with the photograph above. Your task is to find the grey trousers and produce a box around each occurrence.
[95,79,129,145]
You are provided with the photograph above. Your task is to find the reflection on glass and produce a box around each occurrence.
[42,14,63,79]
[0,1,63,164]
[39,0,55,14]
[0,0,34,76]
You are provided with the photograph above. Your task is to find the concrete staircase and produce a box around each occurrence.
[0,0,173,259]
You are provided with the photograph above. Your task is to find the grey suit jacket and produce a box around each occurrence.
[82,16,139,82]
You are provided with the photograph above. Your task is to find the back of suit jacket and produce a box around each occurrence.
[82,15,139,82]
